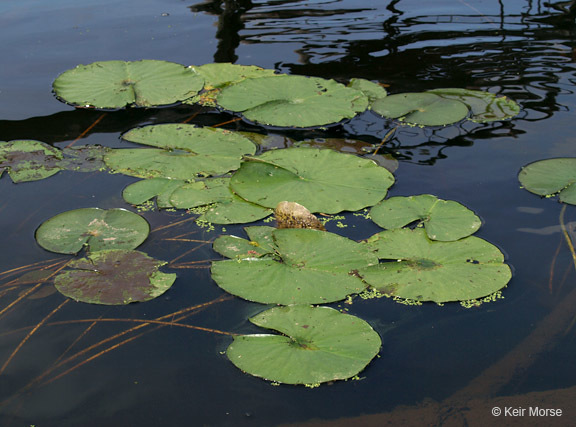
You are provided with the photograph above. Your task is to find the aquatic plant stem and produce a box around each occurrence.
[212,117,243,127]
[371,126,397,156]
[0,299,69,377]
[65,112,107,148]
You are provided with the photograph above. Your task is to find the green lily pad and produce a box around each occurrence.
[199,195,273,224]
[211,228,377,305]
[0,140,63,183]
[123,178,187,208]
[370,194,481,241]
[104,124,256,180]
[428,88,520,122]
[348,78,388,103]
[169,178,233,209]
[227,305,381,385]
[35,208,150,254]
[53,249,176,305]
[230,148,395,214]
[53,60,204,109]
[216,75,368,127]
[359,228,512,303]
[371,92,469,126]
[518,158,576,205]
[212,226,276,259]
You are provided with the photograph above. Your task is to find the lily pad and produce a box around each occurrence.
[216,75,368,127]
[428,88,520,122]
[53,60,204,109]
[230,148,395,214]
[348,78,388,103]
[226,305,381,385]
[370,194,481,241]
[0,140,63,183]
[59,145,111,172]
[53,249,176,305]
[169,178,233,209]
[199,195,273,224]
[211,228,377,305]
[371,92,469,126]
[123,178,187,208]
[35,208,150,254]
[518,158,576,205]
[104,124,256,180]
[359,228,512,303]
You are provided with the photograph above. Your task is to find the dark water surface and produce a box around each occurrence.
[2,0,576,425]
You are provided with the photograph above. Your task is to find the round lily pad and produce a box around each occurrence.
[53,60,204,109]
[518,158,576,205]
[216,75,368,127]
[428,88,520,122]
[370,194,481,241]
[230,148,395,214]
[123,178,187,208]
[104,124,256,180]
[0,140,63,183]
[211,228,378,305]
[348,78,388,103]
[35,208,150,254]
[53,249,176,305]
[359,228,512,303]
[227,305,381,385]
[371,92,469,126]
[199,195,273,224]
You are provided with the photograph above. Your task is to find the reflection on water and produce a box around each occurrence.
[3,0,576,426]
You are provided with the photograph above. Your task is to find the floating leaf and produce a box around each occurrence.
[348,78,388,103]
[230,148,395,214]
[53,249,176,305]
[35,208,150,254]
[428,88,520,122]
[59,145,111,173]
[216,75,368,127]
[518,158,576,205]
[169,178,233,209]
[212,226,275,259]
[53,60,204,109]
[104,124,256,180]
[359,228,512,303]
[227,305,381,385]
[211,228,377,304]
[0,140,63,183]
[370,194,481,241]
[371,92,469,126]
[199,195,273,224]
[123,178,187,208]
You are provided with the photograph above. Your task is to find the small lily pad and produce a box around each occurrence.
[53,249,176,305]
[59,145,111,173]
[199,195,273,224]
[53,60,204,109]
[123,178,187,208]
[518,158,576,205]
[211,228,377,304]
[348,78,388,103]
[230,148,395,214]
[226,305,381,385]
[371,92,469,126]
[35,208,150,254]
[428,88,520,122]
[0,140,63,183]
[359,228,512,303]
[104,124,256,180]
[370,194,481,241]
[216,75,368,127]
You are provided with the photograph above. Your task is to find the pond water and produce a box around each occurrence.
[2,0,576,425]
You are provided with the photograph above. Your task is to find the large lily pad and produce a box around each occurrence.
[53,249,176,305]
[428,88,520,122]
[199,195,273,224]
[216,75,368,127]
[370,194,481,241]
[211,228,378,305]
[371,92,469,126]
[104,124,256,180]
[230,148,395,214]
[0,140,63,183]
[53,60,204,109]
[212,226,276,259]
[227,305,381,385]
[359,228,512,303]
[518,158,576,205]
[35,208,150,254]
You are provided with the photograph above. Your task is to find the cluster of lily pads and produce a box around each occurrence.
[1,59,524,386]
